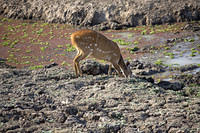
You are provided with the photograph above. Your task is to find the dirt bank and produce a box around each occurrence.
[0,0,200,30]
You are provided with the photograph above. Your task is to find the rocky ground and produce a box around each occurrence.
[0,0,200,132]
[0,59,200,133]
[0,0,200,30]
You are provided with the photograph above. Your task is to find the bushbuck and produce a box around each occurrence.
[71,29,132,77]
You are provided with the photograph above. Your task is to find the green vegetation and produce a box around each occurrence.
[57,44,63,48]
[133,41,139,45]
[50,59,54,62]
[163,52,175,59]
[29,65,44,70]
[184,38,195,42]
[23,33,28,38]
[127,46,139,54]
[22,61,31,64]
[128,34,133,38]
[141,30,147,35]
[65,44,76,52]
[2,40,10,46]
[10,39,19,48]
[61,61,68,66]
[154,59,164,66]
[112,39,131,45]
[164,46,170,50]
[26,49,32,53]
[149,29,155,34]
[40,46,48,52]
[36,28,44,35]
[22,56,32,59]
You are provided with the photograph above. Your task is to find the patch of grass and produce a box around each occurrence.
[190,53,196,57]
[2,40,11,46]
[128,34,133,38]
[22,23,27,26]
[15,25,21,28]
[9,53,14,58]
[2,37,7,40]
[61,61,67,66]
[22,56,32,59]
[164,46,170,50]
[13,48,20,52]
[164,52,175,59]
[40,46,48,52]
[10,40,19,48]
[127,46,139,54]
[141,30,147,35]
[155,59,164,66]
[1,18,8,22]
[150,30,155,34]
[57,44,63,48]
[191,48,199,55]
[184,38,195,42]
[50,36,54,39]
[22,33,28,38]
[22,61,31,64]
[65,44,76,52]
[50,59,54,62]
[36,28,44,35]
[26,49,32,53]
[133,41,139,45]
[8,25,15,32]
[39,41,49,45]
[32,23,37,28]
[29,65,44,70]
[112,39,131,45]
[41,23,49,27]
[48,31,53,35]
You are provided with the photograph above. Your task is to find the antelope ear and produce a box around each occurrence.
[126,61,130,67]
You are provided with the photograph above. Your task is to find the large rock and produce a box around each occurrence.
[0,0,200,29]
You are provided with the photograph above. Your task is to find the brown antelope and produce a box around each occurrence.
[71,29,132,77]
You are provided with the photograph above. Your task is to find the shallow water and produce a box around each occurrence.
[164,35,200,66]
[113,32,200,81]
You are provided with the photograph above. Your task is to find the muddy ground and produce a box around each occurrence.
[0,16,200,132]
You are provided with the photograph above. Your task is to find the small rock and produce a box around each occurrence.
[44,63,58,68]
[157,81,184,91]
[65,106,78,115]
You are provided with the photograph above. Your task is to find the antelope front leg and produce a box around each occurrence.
[73,52,88,77]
